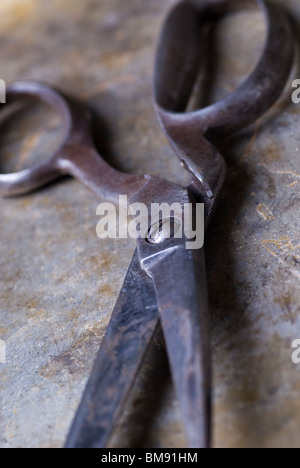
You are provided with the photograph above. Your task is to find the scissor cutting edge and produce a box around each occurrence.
[65,171,211,448]
[65,250,160,448]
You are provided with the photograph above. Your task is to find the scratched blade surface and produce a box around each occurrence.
[139,240,211,449]
[155,246,210,448]
[65,250,159,448]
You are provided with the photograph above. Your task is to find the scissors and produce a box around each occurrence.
[0,0,294,449]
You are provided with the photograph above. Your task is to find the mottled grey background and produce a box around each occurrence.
[0,0,300,448]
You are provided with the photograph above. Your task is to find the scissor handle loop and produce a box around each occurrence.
[0,82,76,196]
[154,0,294,207]
[0,82,145,201]
[155,0,294,137]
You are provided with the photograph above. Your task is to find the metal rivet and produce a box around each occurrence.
[147,217,181,245]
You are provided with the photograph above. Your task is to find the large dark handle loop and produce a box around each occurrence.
[154,0,294,212]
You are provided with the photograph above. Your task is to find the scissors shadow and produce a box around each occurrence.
[205,91,299,449]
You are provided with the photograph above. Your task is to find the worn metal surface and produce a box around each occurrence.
[0,0,300,449]
[154,0,294,219]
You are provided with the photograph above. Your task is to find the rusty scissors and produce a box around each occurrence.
[0,0,294,449]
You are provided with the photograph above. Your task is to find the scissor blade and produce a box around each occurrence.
[139,241,211,448]
[65,250,159,448]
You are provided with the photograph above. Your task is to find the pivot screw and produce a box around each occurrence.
[147,217,181,245]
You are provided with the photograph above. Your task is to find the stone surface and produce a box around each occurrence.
[0,0,300,448]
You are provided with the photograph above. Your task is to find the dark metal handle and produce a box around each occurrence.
[154,0,294,211]
[0,81,146,203]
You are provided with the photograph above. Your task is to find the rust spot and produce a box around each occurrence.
[101,52,132,70]
[39,321,108,382]
[0,0,38,29]
[98,284,114,297]
[26,307,47,321]
[259,164,300,189]
[264,141,282,163]
[256,203,275,221]
[274,293,295,324]
[0,327,8,337]
[99,252,114,270]
[262,237,300,279]
[68,309,81,320]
